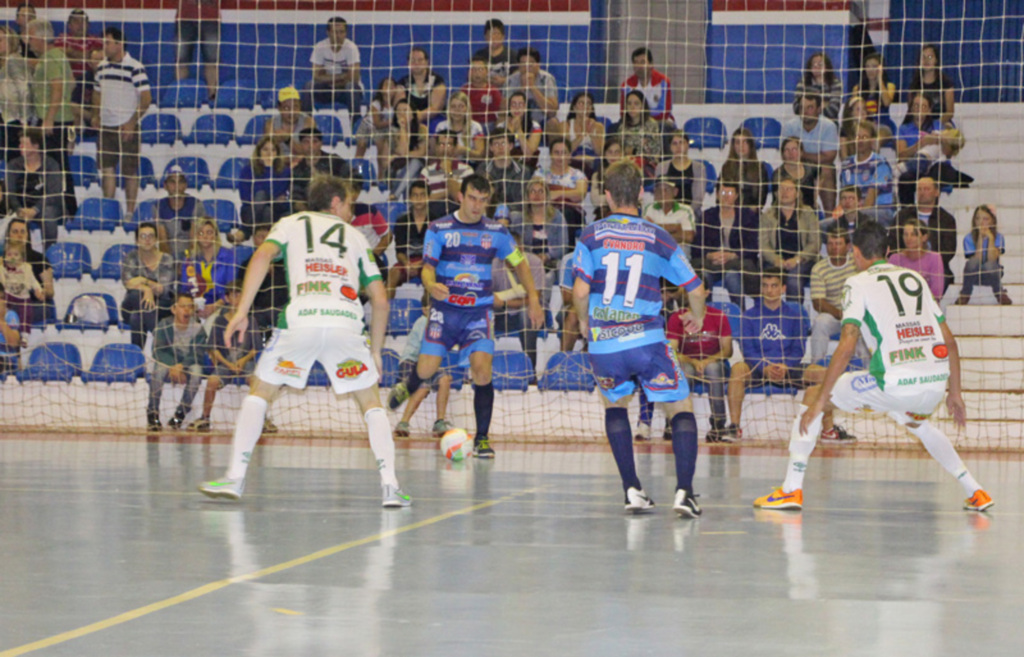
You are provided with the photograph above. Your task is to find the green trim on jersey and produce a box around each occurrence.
[842,318,862,327]
[358,249,378,289]
[862,309,886,390]
[266,238,286,262]
[277,248,291,329]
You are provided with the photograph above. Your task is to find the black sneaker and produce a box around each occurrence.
[673,489,702,518]
[821,424,857,442]
[473,436,495,459]
[168,407,186,430]
[146,412,162,432]
[706,420,737,443]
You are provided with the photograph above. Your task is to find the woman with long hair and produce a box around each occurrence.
[907,43,956,127]
[432,90,485,161]
[120,221,176,348]
[613,89,662,174]
[546,91,605,175]
[512,178,569,274]
[535,137,588,240]
[654,130,708,213]
[355,77,405,176]
[895,93,971,205]
[239,136,292,237]
[720,126,771,210]
[495,90,542,166]
[838,95,869,160]
[852,50,897,139]
[180,217,237,319]
[772,136,820,210]
[888,219,944,300]
[387,98,427,200]
[958,205,1011,306]
[792,51,842,120]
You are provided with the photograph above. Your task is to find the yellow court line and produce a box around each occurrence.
[0,491,536,657]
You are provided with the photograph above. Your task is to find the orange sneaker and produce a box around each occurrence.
[753,488,803,510]
[964,489,994,512]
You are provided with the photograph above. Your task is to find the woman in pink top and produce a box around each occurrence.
[888,218,944,299]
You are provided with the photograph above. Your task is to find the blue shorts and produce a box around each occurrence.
[589,341,691,404]
[420,304,494,359]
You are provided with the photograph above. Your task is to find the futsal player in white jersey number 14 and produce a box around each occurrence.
[199,175,411,508]
[754,221,993,512]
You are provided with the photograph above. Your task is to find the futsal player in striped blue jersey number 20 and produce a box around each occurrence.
[572,160,706,517]
[387,174,544,457]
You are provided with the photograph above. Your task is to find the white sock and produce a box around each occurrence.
[226,396,269,480]
[907,422,981,495]
[782,405,823,493]
[365,407,400,488]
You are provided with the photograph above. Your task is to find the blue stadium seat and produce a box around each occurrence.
[378,201,408,227]
[124,198,157,233]
[118,156,157,190]
[16,343,83,383]
[699,159,717,195]
[215,157,249,190]
[70,154,98,188]
[214,77,258,110]
[684,117,728,150]
[65,198,122,232]
[45,242,92,280]
[492,351,533,392]
[185,113,236,146]
[203,199,240,234]
[231,244,254,268]
[538,351,594,392]
[60,293,120,331]
[30,300,58,329]
[97,244,136,280]
[81,343,146,384]
[237,114,274,146]
[741,117,783,150]
[707,301,741,336]
[160,79,209,108]
[388,298,423,337]
[140,113,181,145]
[165,157,212,189]
[380,348,401,388]
[312,114,345,146]
[350,158,377,192]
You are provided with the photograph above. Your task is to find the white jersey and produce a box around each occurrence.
[266,211,381,330]
[841,261,949,392]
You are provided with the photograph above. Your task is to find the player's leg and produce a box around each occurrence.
[726,361,752,438]
[147,362,170,429]
[636,387,654,441]
[468,349,496,457]
[591,351,650,510]
[171,364,205,429]
[389,353,443,410]
[351,384,411,508]
[903,420,992,511]
[191,373,222,432]
[753,382,826,510]
[432,373,453,436]
[396,385,431,436]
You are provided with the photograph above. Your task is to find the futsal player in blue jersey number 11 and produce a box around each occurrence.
[387,174,544,457]
[572,160,706,517]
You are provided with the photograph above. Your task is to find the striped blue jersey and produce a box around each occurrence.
[422,212,523,309]
[573,213,700,354]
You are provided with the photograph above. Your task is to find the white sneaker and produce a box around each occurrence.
[673,489,702,518]
[198,477,245,500]
[634,422,651,441]
[625,487,655,513]
[382,484,412,508]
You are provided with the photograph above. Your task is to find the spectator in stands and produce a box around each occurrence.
[305,16,362,112]
[840,120,895,226]
[838,95,867,160]
[14,3,35,60]
[461,54,502,130]
[355,77,403,177]
[853,51,897,140]
[533,137,587,241]
[432,91,485,161]
[512,179,569,279]
[588,137,623,220]
[620,46,673,124]
[895,93,971,206]
[53,9,102,127]
[808,224,858,364]
[398,46,446,126]
[691,180,760,305]
[175,0,219,100]
[654,130,707,213]
[546,91,605,176]
[265,86,313,155]
[239,136,291,237]
[773,136,819,210]
[92,27,150,216]
[907,43,955,127]
[387,180,434,298]
[0,241,42,331]
[27,18,77,221]
[725,267,816,441]
[759,178,820,301]
[495,90,542,167]
[888,218,945,300]
[822,185,873,238]
[492,232,545,368]
[156,165,207,258]
[393,290,454,438]
[720,126,771,211]
[477,128,531,221]
[782,93,838,212]
[7,127,63,251]
[420,130,473,203]
[387,98,427,200]
[890,176,957,294]
[612,89,662,173]
[792,51,842,121]
[181,218,235,320]
[146,292,206,431]
[120,221,175,349]
[958,204,1011,306]
[0,282,21,373]
[241,225,288,331]
[504,47,558,125]
[643,177,696,252]
[289,126,355,213]
[0,25,32,163]
[474,18,515,88]
[2,217,52,322]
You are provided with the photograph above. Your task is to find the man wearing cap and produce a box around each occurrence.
[54,9,104,126]
[304,16,362,112]
[264,86,313,156]
[643,176,696,254]
[290,126,356,213]
[92,26,151,215]
[156,165,208,260]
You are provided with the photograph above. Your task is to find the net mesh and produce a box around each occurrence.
[0,1,1021,450]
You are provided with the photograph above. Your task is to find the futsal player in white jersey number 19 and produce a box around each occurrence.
[754,221,993,512]
[199,175,411,508]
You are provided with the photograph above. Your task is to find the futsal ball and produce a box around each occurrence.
[440,428,474,461]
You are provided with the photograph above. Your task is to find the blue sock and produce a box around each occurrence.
[670,411,699,492]
[473,382,494,437]
[605,407,641,492]
[638,388,654,426]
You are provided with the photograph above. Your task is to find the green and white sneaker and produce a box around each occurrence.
[387,382,410,410]
[198,478,245,500]
[431,419,452,437]
[394,421,411,437]
[382,485,412,508]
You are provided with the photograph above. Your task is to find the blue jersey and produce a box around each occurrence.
[422,213,522,309]
[573,213,700,355]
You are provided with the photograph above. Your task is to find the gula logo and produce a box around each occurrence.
[932,343,948,359]
[336,359,368,379]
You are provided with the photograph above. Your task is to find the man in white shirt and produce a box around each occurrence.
[91,26,151,216]
[304,16,362,112]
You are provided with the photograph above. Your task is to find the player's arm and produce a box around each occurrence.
[572,277,591,337]
[939,320,967,427]
[365,278,389,361]
[800,322,860,434]
[509,250,543,328]
[225,241,280,346]
[421,263,449,301]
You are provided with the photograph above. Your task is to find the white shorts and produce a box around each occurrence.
[830,371,946,426]
[255,327,379,395]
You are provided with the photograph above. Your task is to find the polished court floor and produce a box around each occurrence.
[1,436,1022,657]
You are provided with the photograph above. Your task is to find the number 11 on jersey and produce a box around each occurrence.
[601,252,644,307]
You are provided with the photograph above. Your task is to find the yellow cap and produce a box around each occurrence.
[278,86,300,103]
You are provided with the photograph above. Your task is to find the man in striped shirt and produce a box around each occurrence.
[808,224,858,364]
[92,26,151,215]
